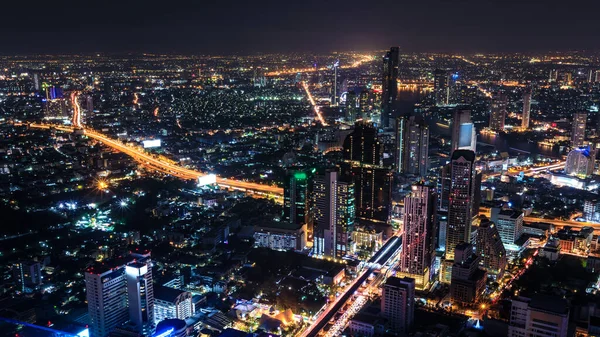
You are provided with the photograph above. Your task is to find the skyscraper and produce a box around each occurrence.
[313,170,355,258]
[126,253,154,336]
[475,218,507,278]
[445,150,476,261]
[522,87,531,130]
[451,108,476,152]
[86,266,129,337]
[489,92,507,131]
[381,277,415,334]
[283,170,309,226]
[450,243,487,304]
[565,146,596,178]
[346,89,358,123]
[434,69,450,106]
[508,296,570,337]
[396,115,429,176]
[342,123,392,223]
[12,261,42,293]
[572,112,587,147]
[381,47,399,128]
[399,184,437,290]
[491,208,524,257]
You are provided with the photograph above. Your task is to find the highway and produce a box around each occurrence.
[299,236,403,337]
[27,123,284,201]
[482,161,565,180]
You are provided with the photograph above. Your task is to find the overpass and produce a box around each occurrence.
[27,123,284,201]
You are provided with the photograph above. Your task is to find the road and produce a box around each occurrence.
[482,161,566,180]
[27,123,284,201]
[299,236,403,337]
[479,207,598,231]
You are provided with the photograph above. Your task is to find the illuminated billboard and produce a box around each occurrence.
[143,139,161,148]
[198,174,217,186]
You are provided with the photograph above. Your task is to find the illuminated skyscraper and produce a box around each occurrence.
[434,69,450,106]
[445,150,476,261]
[85,266,129,337]
[522,88,532,130]
[313,170,355,258]
[381,47,399,128]
[399,184,437,290]
[451,108,476,152]
[342,123,392,223]
[396,115,429,176]
[126,256,155,336]
[489,92,507,131]
[283,170,309,226]
[565,146,596,178]
[475,218,507,278]
[572,112,587,147]
[346,89,358,123]
[450,243,486,304]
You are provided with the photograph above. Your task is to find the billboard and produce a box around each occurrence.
[142,139,161,148]
[198,174,217,186]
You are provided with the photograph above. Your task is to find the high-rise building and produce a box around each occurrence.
[565,145,596,178]
[342,123,392,223]
[491,208,524,257]
[451,108,476,152]
[396,115,429,176]
[283,170,309,227]
[549,69,558,82]
[572,112,587,147]
[313,170,355,258]
[86,95,94,114]
[153,286,194,324]
[346,89,358,123]
[508,296,569,337]
[450,243,486,305]
[85,266,129,337]
[399,184,437,290]
[522,87,532,130]
[126,256,155,336]
[381,277,415,334]
[332,60,340,106]
[381,47,399,128]
[434,69,450,106]
[445,150,477,261]
[489,92,507,131]
[438,164,451,211]
[475,218,507,278]
[12,261,42,292]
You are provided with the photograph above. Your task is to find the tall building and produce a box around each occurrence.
[12,261,42,292]
[434,69,450,106]
[342,123,392,223]
[475,218,507,278]
[153,286,194,324]
[438,164,451,211]
[381,277,415,334]
[450,243,486,305]
[399,184,437,290]
[346,89,358,123]
[332,60,340,106]
[451,108,476,152]
[508,296,569,337]
[445,150,477,261]
[572,112,587,147]
[489,92,507,131]
[313,170,355,258]
[126,257,155,336]
[396,115,429,176]
[491,208,524,257]
[283,170,309,226]
[565,145,596,178]
[85,266,129,337]
[381,47,399,128]
[522,87,532,130]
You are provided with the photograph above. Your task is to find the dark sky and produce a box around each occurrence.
[1,0,599,54]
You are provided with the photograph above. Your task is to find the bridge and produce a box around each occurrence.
[27,123,284,201]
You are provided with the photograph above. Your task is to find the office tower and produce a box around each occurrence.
[381,277,415,334]
[434,69,450,106]
[126,257,155,335]
[85,265,129,337]
[396,115,429,176]
[572,112,587,147]
[283,170,309,226]
[451,108,476,152]
[475,218,507,277]
[399,184,437,290]
[450,243,486,304]
[153,286,194,324]
[589,69,595,83]
[381,47,399,128]
[565,146,596,178]
[33,73,41,92]
[333,60,339,106]
[438,164,451,211]
[445,150,476,261]
[342,123,392,223]
[549,69,558,82]
[491,208,524,256]
[522,87,531,129]
[508,296,569,337]
[12,261,42,292]
[563,72,572,85]
[489,92,507,131]
[346,89,358,123]
[584,199,600,222]
[313,170,355,258]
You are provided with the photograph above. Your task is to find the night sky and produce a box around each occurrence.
[2,0,599,54]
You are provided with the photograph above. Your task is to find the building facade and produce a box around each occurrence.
[381,47,399,128]
[489,92,507,131]
[381,277,415,334]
